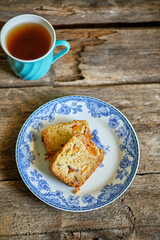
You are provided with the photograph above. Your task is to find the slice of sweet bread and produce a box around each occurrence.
[42,120,92,159]
[50,133,104,191]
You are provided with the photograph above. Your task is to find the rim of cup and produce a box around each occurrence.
[0,14,56,62]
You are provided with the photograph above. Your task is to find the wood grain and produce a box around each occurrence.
[0,174,159,239]
[0,84,159,181]
[53,28,160,86]
[0,0,160,25]
[1,229,160,240]
[0,3,160,238]
[0,28,160,87]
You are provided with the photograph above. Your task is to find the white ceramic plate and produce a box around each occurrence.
[16,96,140,212]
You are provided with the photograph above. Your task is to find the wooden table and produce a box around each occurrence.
[0,1,160,239]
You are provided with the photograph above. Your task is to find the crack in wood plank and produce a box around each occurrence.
[137,172,160,176]
[54,30,116,84]
[1,21,160,31]
[76,31,117,82]
[75,45,85,81]
[34,5,76,17]
[120,199,136,238]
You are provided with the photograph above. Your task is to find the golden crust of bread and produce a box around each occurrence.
[42,120,92,159]
[50,133,104,189]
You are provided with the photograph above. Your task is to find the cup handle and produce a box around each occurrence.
[52,40,70,64]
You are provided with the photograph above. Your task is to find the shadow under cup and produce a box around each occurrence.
[0,14,70,80]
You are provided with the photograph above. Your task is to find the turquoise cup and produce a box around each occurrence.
[0,14,70,80]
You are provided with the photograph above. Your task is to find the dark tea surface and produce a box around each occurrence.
[6,23,51,60]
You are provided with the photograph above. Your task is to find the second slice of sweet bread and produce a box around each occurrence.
[50,133,104,191]
[42,120,92,159]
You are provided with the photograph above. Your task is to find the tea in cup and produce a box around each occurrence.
[0,14,70,80]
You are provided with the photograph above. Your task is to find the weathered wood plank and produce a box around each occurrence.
[53,28,160,86]
[0,0,160,25]
[0,28,160,87]
[0,232,78,240]
[0,174,159,238]
[1,227,160,240]
[0,84,159,181]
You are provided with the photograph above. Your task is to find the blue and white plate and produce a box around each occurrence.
[16,96,140,212]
